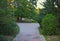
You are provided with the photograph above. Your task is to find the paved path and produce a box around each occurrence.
[13,23,46,41]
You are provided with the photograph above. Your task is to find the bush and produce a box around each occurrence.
[41,14,57,35]
[0,35,14,41]
[0,35,8,41]
[0,16,19,36]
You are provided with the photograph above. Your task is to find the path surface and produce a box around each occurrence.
[13,23,46,41]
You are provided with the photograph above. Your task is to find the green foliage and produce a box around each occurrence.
[29,0,37,6]
[0,35,14,41]
[38,0,60,35]
[40,0,60,27]
[0,0,7,9]
[0,16,19,36]
[0,0,19,36]
[41,14,57,35]
[0,35,8,41]
[14,0,37,22]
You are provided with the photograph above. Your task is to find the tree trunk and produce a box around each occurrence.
[20,16,22,22]
[17,16,20,22]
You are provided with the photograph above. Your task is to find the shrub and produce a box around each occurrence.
[0,16,19,36]
[41,14,57,35]
[0,35,14,41]
[0,35,8,41]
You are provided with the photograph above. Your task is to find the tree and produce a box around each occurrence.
[29,0,37,6]
[39,0,60,27]
[14,0,37,22]
[0,0,19,36]
[39,0,60,35]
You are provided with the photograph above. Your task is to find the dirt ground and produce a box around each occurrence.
[45,35,60,41]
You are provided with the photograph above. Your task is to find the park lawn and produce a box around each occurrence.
[45,35,60,41]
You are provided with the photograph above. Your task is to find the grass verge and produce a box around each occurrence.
[44,35,60,41]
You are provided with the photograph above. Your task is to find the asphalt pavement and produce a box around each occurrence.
[13,23,46,41]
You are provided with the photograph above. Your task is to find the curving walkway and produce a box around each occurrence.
[13,23,46,41]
